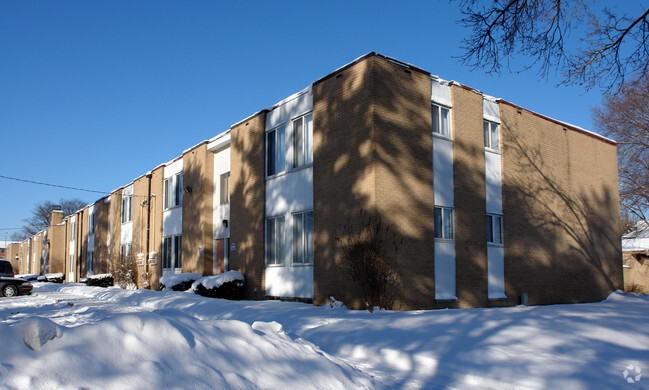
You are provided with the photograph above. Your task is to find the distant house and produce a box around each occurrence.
[622,221,649,293]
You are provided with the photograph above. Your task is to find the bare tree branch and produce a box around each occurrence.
[456,0,649,91]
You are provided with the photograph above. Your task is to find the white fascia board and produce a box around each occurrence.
[207,130,231,153]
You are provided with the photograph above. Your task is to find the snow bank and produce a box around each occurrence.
[192,271,244,290]
[2,283,648,389]
[0,305,371,389]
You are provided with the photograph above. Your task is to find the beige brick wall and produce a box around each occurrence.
[93,198,110,274]
[148,166,164,290]
[312,56,376,308]
[109,190,123,268]
[230,112,267,299]
[451,85,489,308]
[182,143,215,276]
[370,58,436,309]
[500,101,622,305]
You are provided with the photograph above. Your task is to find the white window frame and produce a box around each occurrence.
[292,113,313,169]
[266,125,286,178]
[121,195,132,224]
[265,216,285,265]
[484,120,500,151]
[434,207,455,240]
[164,172,183,210]
[487,214,504,245]
[432,104,451,138]
[292,211,314,265]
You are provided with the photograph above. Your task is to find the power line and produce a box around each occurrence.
[0,175,109,194]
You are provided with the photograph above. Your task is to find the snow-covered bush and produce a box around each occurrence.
[86,273,114,288]
[192,271,245,299]
[43,273,64,284]
[160,273,202,291]
[16,274,38,281]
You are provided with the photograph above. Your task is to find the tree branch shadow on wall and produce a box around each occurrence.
[501,119,622,303]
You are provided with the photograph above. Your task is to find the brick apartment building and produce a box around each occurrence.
[16,53,622,309]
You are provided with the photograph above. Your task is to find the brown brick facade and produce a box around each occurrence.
[182,143,215,276]
[229,112,267,299]
[500,102,622,305]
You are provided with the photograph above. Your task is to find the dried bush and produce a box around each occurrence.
[336,211,402,312]
[111,252,138,290]
[625,283,647,294]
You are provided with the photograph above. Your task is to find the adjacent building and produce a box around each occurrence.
[15,53,623,309]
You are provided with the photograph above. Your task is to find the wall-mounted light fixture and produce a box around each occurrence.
[184,186,192,193]
[222,219,228,228]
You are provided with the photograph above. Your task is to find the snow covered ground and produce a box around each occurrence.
[1,284,648,389]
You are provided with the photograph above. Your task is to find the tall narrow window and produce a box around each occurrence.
[174,235,182,269]
[164,173,183,210]
[162,235,182,270]
[163,237,171,269]
[487,214,503,244]
[266,126,286,177]
[265,216,285,265]
[88,211,95,234]
[484,121,500,150]
[164,178,170,209]
[70,221,76,242]
[434,207,455,240]
[121,195,132,223]
[432,104,450,137]
[220,172,230,204]
[175,172,182,207]
[293,113,313,168]
[292,211,314,264]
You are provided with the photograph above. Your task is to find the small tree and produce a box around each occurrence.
[336,211,402,312]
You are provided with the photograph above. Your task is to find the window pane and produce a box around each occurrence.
[305,211,314,263]
[293,213,303,263]
[277,126,285,173]
[305,114,313,164]
[294,117,304,167]
[220,172,230,204]
[175,235,182,269]
[487,215,493,243]
[494,216,502,244]
[176,173,183,206]
[434,207,442,238]
[267,131,276,176]
[266,219,275,264]
[443,208,454,239]
[484,121,490,148]
[491,123,500,150]
[164,179,169,209]
[440,107,449,137]
[277,216,285,265]
[432,105,439,134]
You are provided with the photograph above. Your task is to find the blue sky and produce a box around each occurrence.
[0,1,640,239]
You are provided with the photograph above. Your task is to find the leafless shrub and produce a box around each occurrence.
[336,211,402,312]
